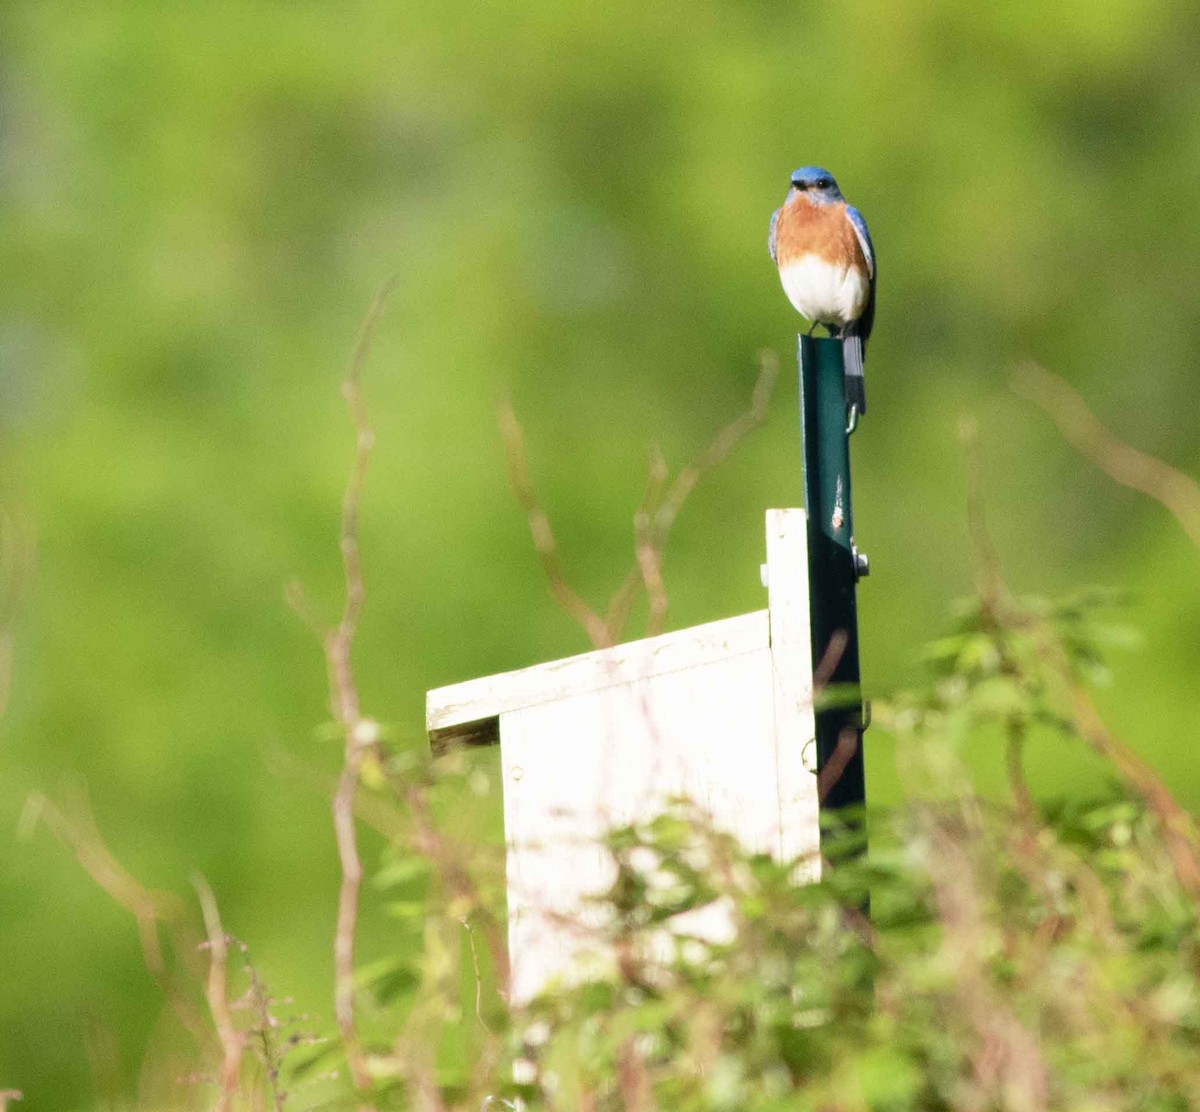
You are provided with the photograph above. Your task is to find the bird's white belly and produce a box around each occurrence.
[778,255,868,326]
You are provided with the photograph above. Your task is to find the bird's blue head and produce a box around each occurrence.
[789,166,843,204]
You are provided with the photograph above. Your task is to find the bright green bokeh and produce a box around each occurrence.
[2,2,1198,1106]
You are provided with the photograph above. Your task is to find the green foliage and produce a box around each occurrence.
[463,591,1199,1112]
[249,586,1197,1111]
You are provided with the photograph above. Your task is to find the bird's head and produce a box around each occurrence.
[789,167,843,204]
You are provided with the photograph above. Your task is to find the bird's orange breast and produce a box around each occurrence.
[774,198,865,271]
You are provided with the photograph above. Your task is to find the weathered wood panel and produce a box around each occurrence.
[425,510,819,1005]
[426,610,769,735]
[498,645,777,1003]
[765,508,820,873]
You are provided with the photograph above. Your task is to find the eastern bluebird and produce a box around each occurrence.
[769,167,875,416]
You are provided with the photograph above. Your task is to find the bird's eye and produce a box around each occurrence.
[817,178,833,189]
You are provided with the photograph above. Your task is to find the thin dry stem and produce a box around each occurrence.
[17,788,213,1046]
[647,349,778,547]
[290,277,397,1095]
[330,733,370,1096]
[502,350,779,649]
[283,578,325,641]
[410,1066,448,1112]
[623,348,778,638]
[19,790,179,976]
[810,631,856,803]
[325,279,396,1094]
[1005,367,1200,892]
[958,416,1005,611]
[959,405,1200,901]
[1004,716,1036,831]
[461,917,490,1034]
[633,508,669,640]
[242,961,287,1112]
[193,874,244,1112]
[496,397,615,648]
[961,416,1041,830]
[817,726,860,804]
[615,1038,651,1112]
[925,817,1050,1112]
[1008,365,1200,915]
[404,783,510,1001]
[1064,675,1200,900]
[1012,363,1200,550]
[811,628,848,692]
[604,445,669,637]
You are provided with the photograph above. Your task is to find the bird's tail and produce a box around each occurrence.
[842,332,867,417]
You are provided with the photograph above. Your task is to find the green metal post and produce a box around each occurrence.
[799,335,867,824]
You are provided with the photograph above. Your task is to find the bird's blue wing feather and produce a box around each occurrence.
[845,205,874,277]
[768,208,780,263]
[846,204,876,356]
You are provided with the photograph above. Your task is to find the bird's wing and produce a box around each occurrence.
[768,207,780,263]
[846,204,876,352]
[846,205,874,278]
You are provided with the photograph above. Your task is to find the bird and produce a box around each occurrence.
[769,166,875,416]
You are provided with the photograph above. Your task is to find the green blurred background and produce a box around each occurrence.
[2,0,1199,1106]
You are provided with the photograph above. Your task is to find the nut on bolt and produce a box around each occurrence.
[851,542,870,580]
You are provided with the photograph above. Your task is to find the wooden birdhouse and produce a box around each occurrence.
[426,509,822,1004]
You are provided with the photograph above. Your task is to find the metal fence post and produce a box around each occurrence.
[798,335,867,827]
